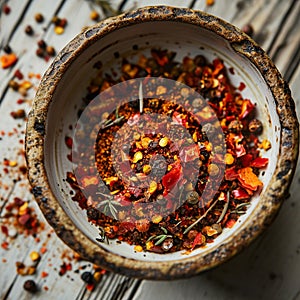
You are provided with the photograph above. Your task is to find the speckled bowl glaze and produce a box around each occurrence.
[25,6,299,279]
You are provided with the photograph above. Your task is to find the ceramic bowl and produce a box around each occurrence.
[25,6,299,279]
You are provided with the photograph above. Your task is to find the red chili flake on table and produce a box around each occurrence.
[2,4,11,14]
[65,49,270,253]
[1,53,18,69]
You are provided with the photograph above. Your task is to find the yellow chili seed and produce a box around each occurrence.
[149,181,158,194]
[54,26,64,35]
[143,164,151,175]
[141,137,152,148]
[133,151,143,163]
[133,132,140,140]
[134,245,143,252]
[156,85,167,95]
[90,10,99,21]
[93,271,102,282]
[9,160,17,167]
[30,251,40,261]
[159,137,169,147]
[146,241,154,251]
[152,215,162,224]
[19,202,28,215]
[225,153,234,165]
[27,266,36,275]
[260,139,272,151]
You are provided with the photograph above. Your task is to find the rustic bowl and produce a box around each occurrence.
[25,6,299,279]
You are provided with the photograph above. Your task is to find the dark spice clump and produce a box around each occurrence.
[23,280,38,293]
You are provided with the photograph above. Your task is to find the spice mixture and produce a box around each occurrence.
[66,48,270,253]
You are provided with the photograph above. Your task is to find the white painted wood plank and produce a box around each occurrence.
[122,0,194,11]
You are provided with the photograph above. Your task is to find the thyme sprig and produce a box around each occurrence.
[230,202,250,215]
[147,227,172,246]
[216,191,230,224]
[89,0,120,16]
[96,191,122,219]
[183,198,219,235]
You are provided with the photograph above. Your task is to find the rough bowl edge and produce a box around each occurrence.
[25,6,299,280]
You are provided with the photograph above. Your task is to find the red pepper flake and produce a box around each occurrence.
[250,157,269,168]
[238,82,246,91]
[2,4,11,14]
[162,161,182,193]
[238,167,263,191]
[225,219,236,228]
[86,283,95,292]
[192,232,205,250]
[14,69,24,80]
[239,99,255,119]
[232,188,250,200]
[1,241,9,250]
[1,53,18,69]
[65,136,73,149]
[41,271,49,278]
[1,225,9,236]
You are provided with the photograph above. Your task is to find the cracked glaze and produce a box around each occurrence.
[25,6,299,279]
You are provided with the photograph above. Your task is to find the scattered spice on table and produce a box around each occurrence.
[66,48,270,254]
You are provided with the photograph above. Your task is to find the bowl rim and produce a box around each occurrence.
[25,5,299,280]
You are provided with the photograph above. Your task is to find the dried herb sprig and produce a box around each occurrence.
[96,192,122,219]
[183,198,219,235]
[217,191,230,223]
[89,0,120,16]
[147,227,172,246]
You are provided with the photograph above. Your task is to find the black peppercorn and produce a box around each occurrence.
[81,271,94,284]
[36,48,44,58]
[86,207,100,220]
[37,39,46,49]
[23,280,38,293]
[3,45,12,54]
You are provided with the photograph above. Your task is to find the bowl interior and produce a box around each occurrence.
[45,21,280,262]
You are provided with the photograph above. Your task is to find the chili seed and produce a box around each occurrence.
[81,271,94,284]
[55,26,64,35]
[143,164,151,174]
[46,46,56,56]
[248,118,262,134]
[34,13,44,23]
[23,280,38,293]
[133,151,143,163]
[225,153,234,165]
[159,137,169,147]
[90,10,100,21]
[10,109,26,119]
[25,25,34,35]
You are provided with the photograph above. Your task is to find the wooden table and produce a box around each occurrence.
[1,0,299,299]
